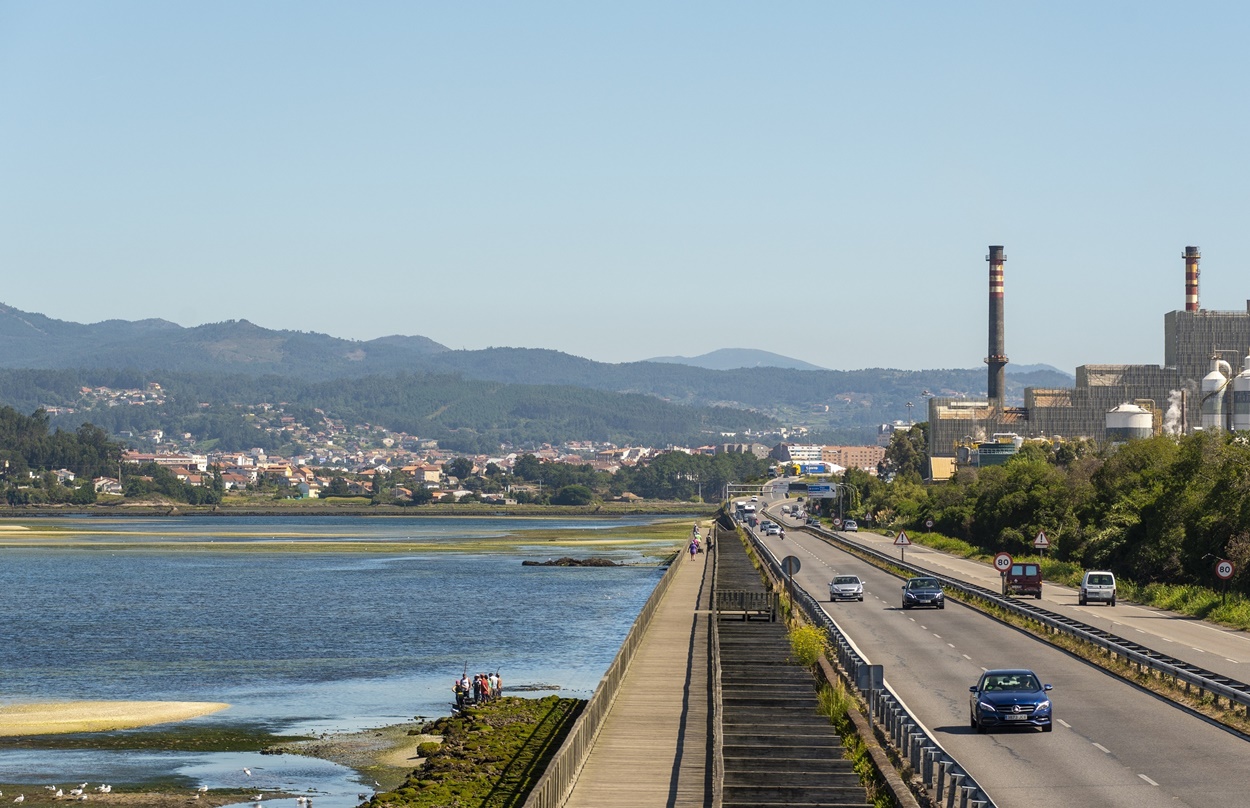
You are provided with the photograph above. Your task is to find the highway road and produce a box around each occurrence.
[747,503,1249,808]
[801,517,1250,681]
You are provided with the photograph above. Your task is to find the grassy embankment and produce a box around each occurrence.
[366,696,582,808]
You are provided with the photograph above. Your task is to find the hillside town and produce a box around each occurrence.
[49,383,894,502]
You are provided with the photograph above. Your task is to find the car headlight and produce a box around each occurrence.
[1036,700,1051,712]
[978,700,996,712]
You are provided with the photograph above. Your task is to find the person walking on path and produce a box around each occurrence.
[689,539,698,560]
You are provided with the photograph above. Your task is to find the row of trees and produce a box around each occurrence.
[844,425,1250,592]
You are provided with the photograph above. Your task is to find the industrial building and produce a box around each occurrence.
[928,246,1250,466]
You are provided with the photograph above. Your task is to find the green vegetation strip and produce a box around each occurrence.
[368,696,583,808]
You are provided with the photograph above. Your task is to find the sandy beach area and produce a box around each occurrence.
[0,701,231,737]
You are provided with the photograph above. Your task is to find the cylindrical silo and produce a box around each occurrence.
[1201,357,1231,432]
[1106,403,1154,443]
[1232,352,1250,432]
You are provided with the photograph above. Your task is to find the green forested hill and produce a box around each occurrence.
[0,369,778,453]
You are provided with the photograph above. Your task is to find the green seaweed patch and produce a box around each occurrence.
[0,723,309,752]
[368,696,583,808]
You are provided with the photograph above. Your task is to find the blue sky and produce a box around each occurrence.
[3,2,1249,372]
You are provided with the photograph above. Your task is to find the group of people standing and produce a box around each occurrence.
[454,670,502,708]
[689,523,711,559]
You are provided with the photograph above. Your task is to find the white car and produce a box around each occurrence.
[765,524,782,536]
[842,519,858,532]
[1079,571,1116,606]
[829,575,864,602]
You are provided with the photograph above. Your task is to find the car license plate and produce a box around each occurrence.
[1004,714,1027,721]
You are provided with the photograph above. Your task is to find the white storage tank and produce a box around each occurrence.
[1106,403,1154,443]
[1201,357,1232,433]
[1233,352,1250,432]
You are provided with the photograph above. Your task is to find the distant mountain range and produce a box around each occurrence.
[645,348,828,371]
[0,303,1078,444]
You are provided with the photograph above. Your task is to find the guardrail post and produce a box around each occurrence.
[923,746,937,784]
[960,784,977,808]
[909,731,921,772]
[946,773,964,808]
[935,759,948,802]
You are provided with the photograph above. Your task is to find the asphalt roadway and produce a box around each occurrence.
[752,503,1249,808]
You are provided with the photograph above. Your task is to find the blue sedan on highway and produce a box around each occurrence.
[969,669,1053,733]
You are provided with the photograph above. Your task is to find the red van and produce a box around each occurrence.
[1002,562,1042,599]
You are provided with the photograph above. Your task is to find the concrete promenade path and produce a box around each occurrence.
[562,533,714,808]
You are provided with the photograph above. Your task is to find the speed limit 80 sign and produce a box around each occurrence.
[1215,559,1235,580]
[993,552,1013,573]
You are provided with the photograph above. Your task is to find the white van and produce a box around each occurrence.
[1079,571,1116,606]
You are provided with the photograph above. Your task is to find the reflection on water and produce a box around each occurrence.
[0,516,671,805]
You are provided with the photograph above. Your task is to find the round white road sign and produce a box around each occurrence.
[993,552,1014,573]
[1216,559,1235,580]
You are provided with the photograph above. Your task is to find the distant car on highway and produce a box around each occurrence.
[750,495,759,501]
[969,669,1053,733]
[842,519,858,532]
[1079,570,1116,606]
[901,576,944,610]
[829,575,864,602]
[765,524,781,536]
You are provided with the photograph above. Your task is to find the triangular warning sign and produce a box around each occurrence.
[894,530,911,546]
[1034,531,1050,548]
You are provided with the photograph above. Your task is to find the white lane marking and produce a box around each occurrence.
[948,643,955,648]
[1057,719,1071,728]
[1192,647,1205,653]
[909,618,916,622]
[1161,637,1174,642]
[963,654,972,660]
[1135,629,1146,634]
[981,667,988,672]
[1138,774,1159,787]
[1226,658,1238,663]
[1092,743,1111,753]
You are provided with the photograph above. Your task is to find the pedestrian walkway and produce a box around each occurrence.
[562,528,714,808]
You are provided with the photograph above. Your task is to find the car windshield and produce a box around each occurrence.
[908,578,938,589]
[833,576,859,585]
[1088,574,1113,585]
[981,673,1041,692]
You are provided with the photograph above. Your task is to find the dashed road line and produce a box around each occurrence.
[1057,719,1071,728]
[962,654,972,660]
[1138,774,1158,786]
[1092,743,1111,753]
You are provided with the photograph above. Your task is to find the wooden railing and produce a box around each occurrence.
[520,546,685,808]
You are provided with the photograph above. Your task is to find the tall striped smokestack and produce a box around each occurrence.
[986,246,1008,405]
[1184,246,1200,312]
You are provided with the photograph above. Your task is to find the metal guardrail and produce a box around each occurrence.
[744,523,995,808]
[804,522,1250,719]
[521,545,685,808]
[709,530,724,808]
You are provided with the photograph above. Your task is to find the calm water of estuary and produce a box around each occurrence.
[0,516,675,805]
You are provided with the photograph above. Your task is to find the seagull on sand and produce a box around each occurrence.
[13,796,24,804]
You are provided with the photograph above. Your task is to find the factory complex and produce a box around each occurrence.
[927,246,1250,475]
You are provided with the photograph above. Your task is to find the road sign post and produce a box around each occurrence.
[893,530,911,562]
[1216,558,1235,605]
[993,552,1013,595]
[781,555,801,603]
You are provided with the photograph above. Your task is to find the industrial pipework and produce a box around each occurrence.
[985,245,1008,405]
[1184,246,1201,312]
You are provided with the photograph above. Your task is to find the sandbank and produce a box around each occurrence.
[0,700,230,736]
